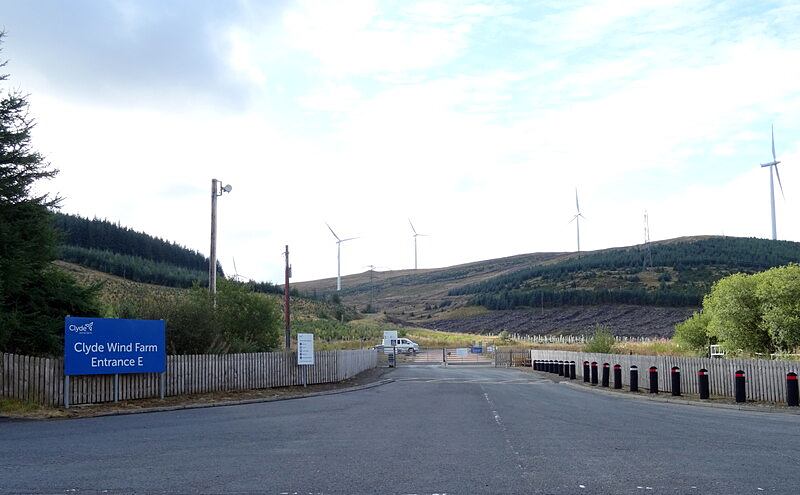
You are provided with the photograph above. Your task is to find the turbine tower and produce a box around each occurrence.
[760,125,785,240]
[569,188,586,257]
[409,219,428,270]
[326,223,357,291]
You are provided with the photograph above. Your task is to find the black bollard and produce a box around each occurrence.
[550,360,556,374]
[735,370,746,403]
[671,366,681,396]
[601,363,610,387]
[649,366,658,394]
[698,368,709,399]
[558,361,565,377]
[534,360,539,371]
[787,372,799,407]
[570,361,576,380]
[630,365,639,392]
[613,364,622,389]
[591,362,598,385]
[583,361,590,382]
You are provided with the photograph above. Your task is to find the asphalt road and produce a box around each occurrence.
[2,366,799,494]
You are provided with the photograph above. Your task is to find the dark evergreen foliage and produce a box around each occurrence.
[53,212,217,274]
[0,34,102,356]
[450,237,800,309]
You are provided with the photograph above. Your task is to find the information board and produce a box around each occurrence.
[65,317,166,376]
[297,333,315,365]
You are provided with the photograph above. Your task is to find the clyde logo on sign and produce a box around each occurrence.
[64,317,166,376]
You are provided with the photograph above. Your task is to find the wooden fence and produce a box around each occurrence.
[531,349,800,403]
[1,349,378,407]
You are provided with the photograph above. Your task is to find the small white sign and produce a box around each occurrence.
[456,348,469,357]
[297,333,315,365]
[383,330,398,341]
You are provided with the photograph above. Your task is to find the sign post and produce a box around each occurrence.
[297,333,314,387]
[64,317,166,408]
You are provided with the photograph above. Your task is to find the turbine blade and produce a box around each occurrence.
[772,125,776,163]
[233,257,238,276]
[326,223,340,241]
[409,218,417,235]
[575,188,580,213]
[341,237,359,242]
[774,164,785,199]
[569,216,576,223]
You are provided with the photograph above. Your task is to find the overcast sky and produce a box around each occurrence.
[3,0,799,284]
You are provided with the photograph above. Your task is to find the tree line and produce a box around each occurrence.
[471,287,701,310]
[53,212,216,274]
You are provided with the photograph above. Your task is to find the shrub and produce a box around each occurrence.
[584,325,616,353]
[673,311,710,351]
[119,279,280,354]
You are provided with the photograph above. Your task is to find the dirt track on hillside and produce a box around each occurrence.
[418,305,696,337]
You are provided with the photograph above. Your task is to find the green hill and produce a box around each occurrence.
[293,236,800,336]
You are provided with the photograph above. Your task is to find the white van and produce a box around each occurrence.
[375,337,420,354]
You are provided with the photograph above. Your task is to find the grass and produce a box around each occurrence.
[0,398,41,415]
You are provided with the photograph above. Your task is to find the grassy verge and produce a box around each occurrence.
[0,398,43,415]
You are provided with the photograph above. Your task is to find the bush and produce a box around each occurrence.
[584,325,616,353]
[119,279,281,354]
[673,311,710,351]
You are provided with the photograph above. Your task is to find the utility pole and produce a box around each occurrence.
[284,245,292,350]
[209,179,232,297]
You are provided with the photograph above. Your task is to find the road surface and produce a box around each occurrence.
[2,365,799,494]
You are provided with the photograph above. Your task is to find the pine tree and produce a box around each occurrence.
[0,33,100,355]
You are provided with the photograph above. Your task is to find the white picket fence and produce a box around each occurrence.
[1,349,378,407]
[531,349,800,403]
[512,333,657,344]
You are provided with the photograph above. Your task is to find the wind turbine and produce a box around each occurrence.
[326,223,358,291]
[569,189,585,257]
[409,219,428,270]
[230,257,251,282]
[760,125,785,240]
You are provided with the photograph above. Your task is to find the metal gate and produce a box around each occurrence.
[376,347,496,366]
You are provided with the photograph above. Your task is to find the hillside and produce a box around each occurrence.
[55,261,356,323]
[294,236,800,337]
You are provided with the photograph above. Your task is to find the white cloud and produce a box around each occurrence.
[7,0,800,285]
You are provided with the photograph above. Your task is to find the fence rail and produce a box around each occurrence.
[1,349,377,407]
[511,334,658,344]
[531,350,799,403]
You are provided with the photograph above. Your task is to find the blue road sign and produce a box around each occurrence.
[64,317,166,375]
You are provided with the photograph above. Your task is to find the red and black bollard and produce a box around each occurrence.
[787,372,799,407]
[649,366,658,394]
[698,368,709,399]
[591,362,598,385]
[735,370,746,403]
[570,361,576,380]
[671,366,681,396]
[601,363,610,387]
[630,365,639,392]
[583,361,590,382]
[613,364,622,389]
